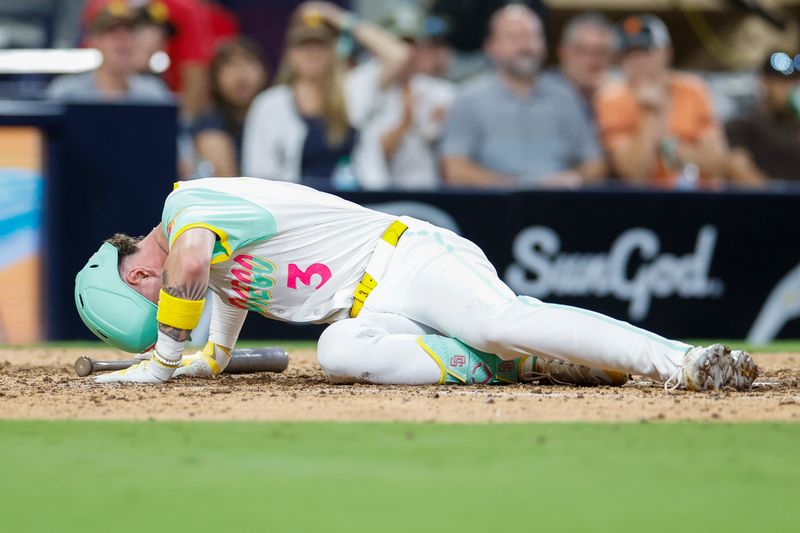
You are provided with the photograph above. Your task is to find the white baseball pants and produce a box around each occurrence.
[317,219,692,385]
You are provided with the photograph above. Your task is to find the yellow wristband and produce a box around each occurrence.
[157,289,205,330]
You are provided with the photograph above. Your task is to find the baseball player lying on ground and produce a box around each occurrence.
[75,178,758,390]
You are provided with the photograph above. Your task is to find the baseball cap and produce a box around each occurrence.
[85,0,135,35]
[286,10,339,46]
[617,14,671,52]
[762,51,800,78]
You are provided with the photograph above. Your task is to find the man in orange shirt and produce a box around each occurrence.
[595,15,728,188]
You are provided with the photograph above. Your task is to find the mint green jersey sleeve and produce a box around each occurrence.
[161,186,278,264]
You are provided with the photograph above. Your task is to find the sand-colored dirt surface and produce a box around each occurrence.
[1,346,799,422]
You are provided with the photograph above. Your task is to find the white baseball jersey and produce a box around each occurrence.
[161,178,393,323]
[162,179,692,388]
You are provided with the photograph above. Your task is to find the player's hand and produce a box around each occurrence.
[95,359,175,384]
[173,351,221,378]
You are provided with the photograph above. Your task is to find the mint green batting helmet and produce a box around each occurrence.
[74,243,158,353]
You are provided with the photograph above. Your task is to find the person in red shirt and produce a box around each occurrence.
[206,0,239,49]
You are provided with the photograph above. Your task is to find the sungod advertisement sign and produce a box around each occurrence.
[282,189,798,345]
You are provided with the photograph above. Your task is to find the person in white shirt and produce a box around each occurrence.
[362,5,456,190]
[241,1,410,190]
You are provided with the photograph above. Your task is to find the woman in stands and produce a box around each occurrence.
[242,1,409,190]
[192,38,269,177]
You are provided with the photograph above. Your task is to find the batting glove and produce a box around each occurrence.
[173,351,219,378]
[173,341,231,378]
[94,356,177,384]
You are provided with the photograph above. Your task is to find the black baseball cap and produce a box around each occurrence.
[616,14,671,52]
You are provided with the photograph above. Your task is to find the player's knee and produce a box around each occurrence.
[317,321,359,383]
[317,324,343,374]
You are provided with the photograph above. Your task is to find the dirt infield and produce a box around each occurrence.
[1,346,799,422]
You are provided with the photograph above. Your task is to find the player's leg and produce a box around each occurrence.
[317,312,441,384]
[317,311,531,385]
[366,223,745,387]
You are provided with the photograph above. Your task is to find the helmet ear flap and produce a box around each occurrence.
[75,243,159,353]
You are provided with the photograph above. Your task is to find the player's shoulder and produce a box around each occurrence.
[165,178,276,211]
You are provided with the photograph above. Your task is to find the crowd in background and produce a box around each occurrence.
[39,0,800,190]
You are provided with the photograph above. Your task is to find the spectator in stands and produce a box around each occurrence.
[47,3,171,102]
[83,0,215,119]
[191,38,268,177]
[553,12,614,123]
[440,4,604,189]
[725,51,800,184]
[595,15,727,188]
[410,13,452,79]
[131,3,172,77]
[242,1,410,190]
[363,5,456,190]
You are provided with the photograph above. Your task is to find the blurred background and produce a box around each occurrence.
[1,0,799,347]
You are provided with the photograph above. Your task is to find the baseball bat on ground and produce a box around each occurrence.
[74,347,289,377]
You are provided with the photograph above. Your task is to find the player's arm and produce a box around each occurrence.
[157,227,216,342]
[147,228,216,381]
[95,228,217,384]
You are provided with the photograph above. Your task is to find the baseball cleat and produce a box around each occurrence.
[665,344,733,391]
[729,350,759,390]
[519,356,629,387]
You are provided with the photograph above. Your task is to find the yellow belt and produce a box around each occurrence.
[350,220,408,318]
